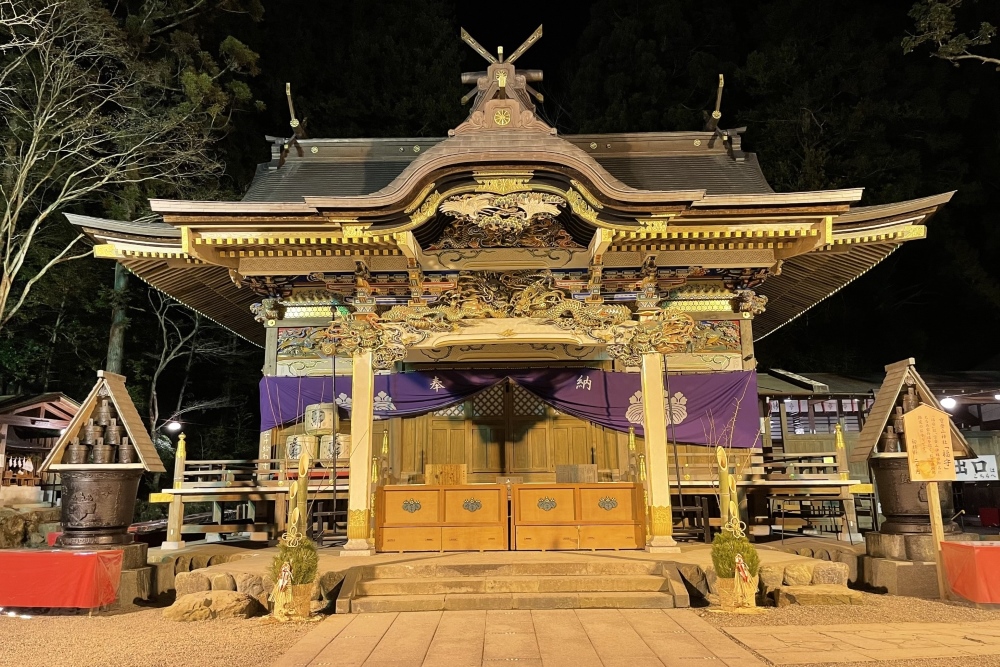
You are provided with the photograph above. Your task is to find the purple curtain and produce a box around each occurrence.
[260,369,759,448]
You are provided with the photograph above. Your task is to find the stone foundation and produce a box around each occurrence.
[865,531,978,562]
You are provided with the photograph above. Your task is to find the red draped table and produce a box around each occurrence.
[941,542,1000,604]
[0,549,123,608]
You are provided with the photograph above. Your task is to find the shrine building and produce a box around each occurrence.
[71,28,952,554]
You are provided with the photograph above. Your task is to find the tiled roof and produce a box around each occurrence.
[239,131,770,203]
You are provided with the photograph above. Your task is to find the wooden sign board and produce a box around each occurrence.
[903,404,955,483]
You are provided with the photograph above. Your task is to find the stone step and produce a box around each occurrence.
[362,560,660,579]
[351,591,676,613]
[356,574,671,596]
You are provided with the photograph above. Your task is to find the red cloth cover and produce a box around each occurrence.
[0,549,123,608]
[941,541,1000,604]
[980,507,1000,528]
[45,532,61,547]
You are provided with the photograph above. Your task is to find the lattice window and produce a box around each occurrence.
[512,384,546,417]
[472,384,505,417]
[433,402,465,418]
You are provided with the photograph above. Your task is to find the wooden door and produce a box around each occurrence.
[396,379,621,483]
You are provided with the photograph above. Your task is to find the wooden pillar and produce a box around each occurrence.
[640,352,679,552]
[161,433,187,550]
[342,349,375,556]
[162,495,185,550]
[835,422,861,542]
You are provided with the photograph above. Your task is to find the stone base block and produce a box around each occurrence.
[151,560,176,597]
[863,556,941,598]
[866,531,978,562]
[775,584,863,606]
[645,545,682,553]
[113,542,148,570]
[160,540,186,551]
[340,547,375,557]
[112,566,153,609]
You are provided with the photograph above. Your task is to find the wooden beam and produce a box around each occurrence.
[0,415,72,428]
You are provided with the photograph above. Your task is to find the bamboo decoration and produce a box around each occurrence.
[287,447,310,534]
[717,446,730,526]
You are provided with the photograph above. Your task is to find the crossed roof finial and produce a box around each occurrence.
[454,26,549,135]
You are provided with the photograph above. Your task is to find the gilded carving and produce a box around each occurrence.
[347,508,369,540]
[474,173,533,194]
[565,188,599,224]
[408,190,444,226]
[731,289,768,315]
[569,180,604,210]
[383,270,633,342]
[404,183,437,214]
[689,320,741,353]
[649,505,673,537]
[606,312,696,367]
[250,297,284,324]
[430,191,579,249]
[341,223,371,238]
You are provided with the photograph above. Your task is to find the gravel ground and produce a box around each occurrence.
[700,592,1000,667]
[699,591,1000,627]
[0,608,311,667]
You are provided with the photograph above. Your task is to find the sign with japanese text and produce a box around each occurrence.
[954,455,999,482]
[903,404,956,482]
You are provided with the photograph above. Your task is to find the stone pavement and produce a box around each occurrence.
[273,608,766,667]
[724,620,1000,664]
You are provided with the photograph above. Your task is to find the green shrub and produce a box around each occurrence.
[269,536,318,586]
[710,531,760,578]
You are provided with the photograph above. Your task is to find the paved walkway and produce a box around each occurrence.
[274,608,766,667]
[726,620,1000,664]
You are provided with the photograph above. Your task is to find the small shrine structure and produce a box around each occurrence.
[71,28,953,553]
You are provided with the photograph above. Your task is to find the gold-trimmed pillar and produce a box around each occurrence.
[640,352,680,553]
[342,348,376,556]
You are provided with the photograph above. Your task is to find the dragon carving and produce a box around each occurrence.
[380,270,632,337]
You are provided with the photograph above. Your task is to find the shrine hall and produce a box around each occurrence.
[70,27,952,554]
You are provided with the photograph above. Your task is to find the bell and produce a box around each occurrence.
[104,418,123,446]
[882,426,900,453]
[94,398,113,426]
[118,437,136,464]
[92,437,115,464]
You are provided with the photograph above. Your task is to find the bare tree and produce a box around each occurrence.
[0,0,220,331]
[904,0,999,68]
[146,291,241,444]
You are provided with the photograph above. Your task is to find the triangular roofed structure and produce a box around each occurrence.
[851,358,975,464]
[40,371,165,473]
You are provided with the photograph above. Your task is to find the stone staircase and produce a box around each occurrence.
[338,559,690,613]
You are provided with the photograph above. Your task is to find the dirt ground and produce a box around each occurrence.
[0,607,311,667]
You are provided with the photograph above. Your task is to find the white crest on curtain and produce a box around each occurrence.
[335,393,352,410]
[625,390,689,425]
[373,391,396,411]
